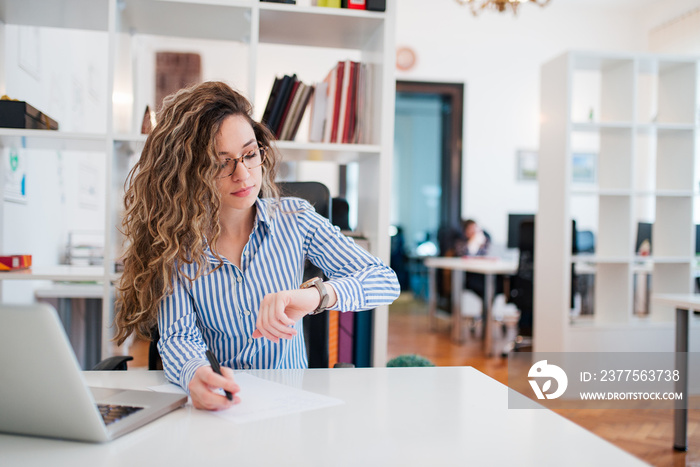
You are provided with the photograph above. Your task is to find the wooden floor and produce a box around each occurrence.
[387,293,700,467]
[126,293,699,466]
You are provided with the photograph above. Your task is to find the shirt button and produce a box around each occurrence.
[244,310,251,316]
[248,338,253,344]
[243,251,248,256]
[237,276,242,283]
[345,299,351,306]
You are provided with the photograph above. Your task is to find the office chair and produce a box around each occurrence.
[506,219,534,352]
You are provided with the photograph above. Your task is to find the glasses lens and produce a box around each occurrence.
[216,147,266,179]
[244,147,266,169]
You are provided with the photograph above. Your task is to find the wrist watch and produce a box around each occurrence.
[300,277,329,315]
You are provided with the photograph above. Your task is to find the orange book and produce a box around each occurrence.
[327,310,339,368]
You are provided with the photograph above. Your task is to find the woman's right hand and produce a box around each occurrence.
[189,365,241,410]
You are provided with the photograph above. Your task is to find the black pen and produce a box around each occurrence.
[205,350,233,401]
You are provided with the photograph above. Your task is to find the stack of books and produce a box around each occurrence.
[261,75,315,141]
[308,60,371,144]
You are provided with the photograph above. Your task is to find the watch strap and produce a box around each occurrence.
[300,277,329,315]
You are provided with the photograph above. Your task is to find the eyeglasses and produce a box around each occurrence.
[215,146,267,179]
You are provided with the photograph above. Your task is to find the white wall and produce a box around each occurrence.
[394,0,699,245]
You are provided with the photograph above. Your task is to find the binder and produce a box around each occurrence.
[338,310,354,364]
[279,81,304,140]
[262,76,282,127]
[289,85,315,140]
[343,0,366,8]
[330,61,345,143]
[365,0,385,11]
[342,61,359,143]
[353,309,373,368]
[336,60,353,143]
[275,78,300,137]
[328,310,339,368]
[267,74,295,136]
[323,64,338,142]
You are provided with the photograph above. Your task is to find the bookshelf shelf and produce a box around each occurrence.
[0,266,105,282]
[275,141,380,163]
[259,6,385,49]
[117,0,252,41]
[0,129,107,152]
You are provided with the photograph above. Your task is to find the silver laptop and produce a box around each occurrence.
[0,303,187,443]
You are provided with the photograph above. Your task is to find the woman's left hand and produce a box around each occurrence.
[252,286,335,342]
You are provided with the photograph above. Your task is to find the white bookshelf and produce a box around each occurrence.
[0,0,396,366]
[536,50,700,352]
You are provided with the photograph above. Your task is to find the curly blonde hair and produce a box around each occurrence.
[114,81,280,345]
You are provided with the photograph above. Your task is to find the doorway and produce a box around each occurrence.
[392,81,464,298]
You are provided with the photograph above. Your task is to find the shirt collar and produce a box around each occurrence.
[254,197,276,237]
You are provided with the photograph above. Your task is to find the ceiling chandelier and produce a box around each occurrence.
[455,0,551,16]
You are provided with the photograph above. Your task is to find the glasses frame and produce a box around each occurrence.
[215,145,267,179]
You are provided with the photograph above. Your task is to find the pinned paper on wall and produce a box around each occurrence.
[3,147,27,204]
[516,149,538,182]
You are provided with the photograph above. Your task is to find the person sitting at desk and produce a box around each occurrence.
[454,219,501,300]
[455,219,490,257]
[113,81,400,411]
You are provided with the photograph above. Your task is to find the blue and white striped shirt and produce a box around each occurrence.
[157,197,400,391]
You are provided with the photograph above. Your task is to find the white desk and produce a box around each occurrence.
[424,257,517,355]
[652,293,700,451]
[0,367,646,466]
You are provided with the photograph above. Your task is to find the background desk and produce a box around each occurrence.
[652,293,700,451]
[424,257,517,355]
[0,367,646,466]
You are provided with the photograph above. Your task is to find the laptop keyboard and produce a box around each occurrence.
[97,404,144,426]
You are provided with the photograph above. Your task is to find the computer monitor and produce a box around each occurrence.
[635,222,652,254]
[507,214,535,249]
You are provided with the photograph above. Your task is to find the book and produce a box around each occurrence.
[276,78,300,137]
[279,82,305,140]
[266,74,295,136]
[289,84,315,140]
[329,61,345,143]
[325,0,341,6]
[322,64,338,143]
[335,60,352,143]
[308,81,328,143]
[342,61,359,143]
[355,63,371,144]
[261,76,282,127]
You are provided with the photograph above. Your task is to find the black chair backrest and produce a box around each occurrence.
[278,181,332,222]
[332,197,351,230]
[277,181,332,369]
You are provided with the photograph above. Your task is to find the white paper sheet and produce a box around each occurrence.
[147,383,188,395]
[212,372,344,424]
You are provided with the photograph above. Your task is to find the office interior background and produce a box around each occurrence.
[1,1,700,359]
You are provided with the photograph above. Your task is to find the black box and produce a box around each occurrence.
[366,0,385,11]
[0,100,59,130]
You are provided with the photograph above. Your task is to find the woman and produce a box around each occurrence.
[114,81,399,410]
